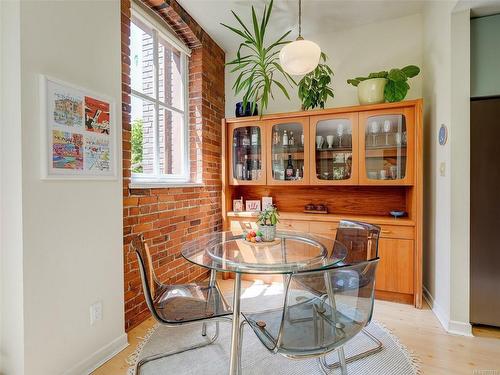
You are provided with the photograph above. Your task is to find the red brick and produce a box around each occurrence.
[122,0,224,332]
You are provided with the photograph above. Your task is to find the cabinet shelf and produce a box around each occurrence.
[365,147,407,158]
[316,147,352,153]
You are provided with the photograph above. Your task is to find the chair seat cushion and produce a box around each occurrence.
[153,281,232,324]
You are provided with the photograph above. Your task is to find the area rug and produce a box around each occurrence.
[127,283,421,375]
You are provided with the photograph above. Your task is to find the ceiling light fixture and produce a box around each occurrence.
[279,0,321,76]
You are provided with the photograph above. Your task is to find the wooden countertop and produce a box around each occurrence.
[227,211,415,226]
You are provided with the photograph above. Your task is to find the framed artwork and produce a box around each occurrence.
[233,198,244,212]
[262,197,273,210]
[245,200,261,212]
[41,75,116,179]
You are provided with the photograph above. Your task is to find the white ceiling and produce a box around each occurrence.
[177,0,424,52]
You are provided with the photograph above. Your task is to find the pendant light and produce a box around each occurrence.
[279,0,321,76]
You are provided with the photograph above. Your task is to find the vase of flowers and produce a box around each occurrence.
[257,205,280,242]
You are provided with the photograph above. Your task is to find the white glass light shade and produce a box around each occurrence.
[279,39,321,75]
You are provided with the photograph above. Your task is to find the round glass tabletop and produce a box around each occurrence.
[181,231,348,274]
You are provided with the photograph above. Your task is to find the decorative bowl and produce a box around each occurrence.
[390,210,407,218]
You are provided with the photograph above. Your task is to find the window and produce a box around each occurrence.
[130,5,190,185]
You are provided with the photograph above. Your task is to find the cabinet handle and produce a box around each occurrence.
[381,230,391,234]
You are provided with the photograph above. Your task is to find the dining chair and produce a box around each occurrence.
[290,220,382,370]
[238,258,380,375]
[131,234,232,374]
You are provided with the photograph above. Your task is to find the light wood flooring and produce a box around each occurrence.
[93,279,500,375]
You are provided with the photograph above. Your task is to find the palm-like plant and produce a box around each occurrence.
[222,0,295,115]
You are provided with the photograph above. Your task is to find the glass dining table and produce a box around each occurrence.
[181,230,348,375]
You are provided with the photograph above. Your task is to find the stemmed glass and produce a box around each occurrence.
[369,121,380,147]
[346,125,352,148]
[383,120,392,146]
[336,123,345,148]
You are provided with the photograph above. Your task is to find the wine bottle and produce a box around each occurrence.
[251,127,259,146]
[285,155,294,180]
[242,129,250,146]
[242,155,248,180]
[251,159,259,180]
[282,130,289,146]
[289,131,295,146]
[233,130,239,148]
[272,128,280,145]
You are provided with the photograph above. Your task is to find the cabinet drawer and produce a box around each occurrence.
[277,220,310,232]
[379,225,414,240]
[310,221,338,235]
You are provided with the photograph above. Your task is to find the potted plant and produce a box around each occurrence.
[298,53,334,110]
[347,65,420,105]
[222,0,296,116]
[256,205,280,242]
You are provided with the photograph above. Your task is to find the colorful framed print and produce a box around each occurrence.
[233,198,244,212]
[41,75,116,179]
[245,200,261,212]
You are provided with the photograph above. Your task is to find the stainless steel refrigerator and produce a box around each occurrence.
[470,96,500,327]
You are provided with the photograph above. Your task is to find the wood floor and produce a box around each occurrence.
[93,279,500,375]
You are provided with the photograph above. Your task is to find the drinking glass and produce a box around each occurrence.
[383,120,392,145]
[326,135,335,149]
[369,121,380,146]
[316,136,324,149]
[336,124,345,147]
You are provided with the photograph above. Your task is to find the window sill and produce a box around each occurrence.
[129,181,204,189]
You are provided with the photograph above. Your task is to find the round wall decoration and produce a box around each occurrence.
[439,124,448,146]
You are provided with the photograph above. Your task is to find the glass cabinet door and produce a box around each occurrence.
[268,118,309,184]
[359,108,414,184]
[229,124,265,185]
[311,114,358,184]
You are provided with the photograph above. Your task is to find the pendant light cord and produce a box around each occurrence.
[298,0,302,38]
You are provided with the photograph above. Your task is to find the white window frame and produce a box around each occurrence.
[130,2,192,187]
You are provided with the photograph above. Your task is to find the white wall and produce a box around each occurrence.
[449,8,471,333]
[225,13,423,116]
[1,1,25,373]
[422,0,472,336]
[422,0,454,331]
[0,1,126,374]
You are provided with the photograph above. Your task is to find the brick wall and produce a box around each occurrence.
[121,0,225,331]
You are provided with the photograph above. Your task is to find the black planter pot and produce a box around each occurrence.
[235,102,258,117]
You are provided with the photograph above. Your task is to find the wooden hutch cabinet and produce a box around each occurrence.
[222,99,423,308]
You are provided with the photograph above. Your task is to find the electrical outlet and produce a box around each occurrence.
[440,162,446,177]
[90,301,103,325]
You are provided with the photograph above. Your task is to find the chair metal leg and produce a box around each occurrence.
[318,328,382,371]
[135,321,220,375]
[237,320,247,375]
[338,346,348,375]
[201,322,207,336]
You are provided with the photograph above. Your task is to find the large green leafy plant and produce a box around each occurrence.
[298,53,334,110]
[347,65,420,102]
[222,0,295,114]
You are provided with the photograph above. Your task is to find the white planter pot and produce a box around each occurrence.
[357,78,387,105]
[258,224,276,242]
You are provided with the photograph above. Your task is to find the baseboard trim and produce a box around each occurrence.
[423,286,473,336]
[448,319,473,336]
[63,333,129,375]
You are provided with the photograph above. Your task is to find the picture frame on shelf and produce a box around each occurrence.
[262,196,273,210]
[245,200,261,212]
[233,198,244,212]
